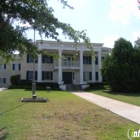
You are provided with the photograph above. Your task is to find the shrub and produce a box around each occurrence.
[10,75,20,85]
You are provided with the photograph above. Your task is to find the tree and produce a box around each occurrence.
[101,38,140,92]
[0,0,93,62]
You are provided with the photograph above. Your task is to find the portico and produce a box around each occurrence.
[36,40,106,88]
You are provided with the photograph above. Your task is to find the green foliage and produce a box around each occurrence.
[0,0,93,62]
[9,82,59,90]
[10,75,20,85]
[101,38,140,92]
[87,82,108,89]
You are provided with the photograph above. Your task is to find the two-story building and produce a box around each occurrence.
[0,40,111,90]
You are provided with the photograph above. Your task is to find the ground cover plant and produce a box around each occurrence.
[0,89,140,140]
[89,89,140,106]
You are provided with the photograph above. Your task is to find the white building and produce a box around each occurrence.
[0,40,111,90]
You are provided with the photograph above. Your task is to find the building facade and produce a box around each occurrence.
[0,41,111,89]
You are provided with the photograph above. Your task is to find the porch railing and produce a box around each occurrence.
[54,61,80,68]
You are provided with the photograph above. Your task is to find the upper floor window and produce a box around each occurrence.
[83,56,91,64]
[13,64,20,70]
[42,71,53,80]
[102,57,104,61]
[42,55,53,63]
[27,55,38,63]
[0,78,6,84]
[0,64,6,69]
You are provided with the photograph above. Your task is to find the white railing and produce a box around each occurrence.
[54,61,80,68]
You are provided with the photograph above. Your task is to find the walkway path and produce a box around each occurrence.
[0,88,7,92]
[71,91,140,124]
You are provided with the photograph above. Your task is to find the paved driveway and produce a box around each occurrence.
[71,91,140,124]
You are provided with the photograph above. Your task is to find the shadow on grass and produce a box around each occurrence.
[0,103,27,116]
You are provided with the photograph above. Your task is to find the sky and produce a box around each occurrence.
[25,0,140,48]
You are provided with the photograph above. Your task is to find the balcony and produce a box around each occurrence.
[54,61,80,69]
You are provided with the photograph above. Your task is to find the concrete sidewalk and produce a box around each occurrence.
[0,88,7,92]
[71,91,140,124]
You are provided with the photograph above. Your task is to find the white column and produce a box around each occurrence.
[37,54,42,82]
[80,50,83,84]
[98,51,102,82]
[58,50,62,84]
[92,56,95,83]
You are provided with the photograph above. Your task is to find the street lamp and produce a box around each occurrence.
[32,27,36,99]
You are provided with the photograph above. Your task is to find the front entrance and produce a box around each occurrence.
[63,72,73,84]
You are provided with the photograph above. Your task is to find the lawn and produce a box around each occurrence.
[0,89,140,140]
[89,89,140,106]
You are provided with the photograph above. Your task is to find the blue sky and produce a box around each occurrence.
[25,0,140,48]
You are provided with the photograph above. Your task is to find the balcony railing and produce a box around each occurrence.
[54,61,80,69]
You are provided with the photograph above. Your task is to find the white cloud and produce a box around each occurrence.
[109,0,140,25]
[102,35,120,48]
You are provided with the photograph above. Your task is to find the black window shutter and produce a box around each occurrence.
[89,72,92,80]
[19,64,21,70]
[42,56,44,63]
[96,72,98,80]
[89,56,91,64]
[72,72,74,79]
[13,64,15,70]
[4,78,6,83]
[35,58,38,63]
[51,56,53,63]
[95,57,98,65]
[26,71,29,80]
[27,54,29,63]
[35,71,37,80]
[83,56,85,64]
[83,72,85,81]
[50,71,53,80]
[42,71,44,80]
[4,64,6,69]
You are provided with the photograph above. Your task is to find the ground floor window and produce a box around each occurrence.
[26,71,37,80]
[0,78,6,84]
[42,71,53,80]
[83,72,92,81]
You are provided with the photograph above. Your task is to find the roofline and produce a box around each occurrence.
[36,40,104,46]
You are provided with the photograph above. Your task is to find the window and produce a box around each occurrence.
[26,71,37,80]
[42,55,53,63]
[0,78,6,84]
[13,64,20,70]
[27,55,38,63]
[0,64,6,69]
[42,71,53,80]
[96,72,98,80]
[83,56,91,64]
[102,57,104,61]
[83,72,92,81]
[95,57,98,65]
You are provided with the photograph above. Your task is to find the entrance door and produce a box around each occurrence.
[63,72,72,84]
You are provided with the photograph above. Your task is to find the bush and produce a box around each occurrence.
[18,80,32,86]
[87,82,109,89]
[36,82,59,90]
[9,82,60,90]
[10,75,20,85]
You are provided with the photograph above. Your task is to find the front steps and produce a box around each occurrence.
[66,84,83,91]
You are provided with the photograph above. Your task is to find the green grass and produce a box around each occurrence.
[89,89,140,106]
[0,89,140,140]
